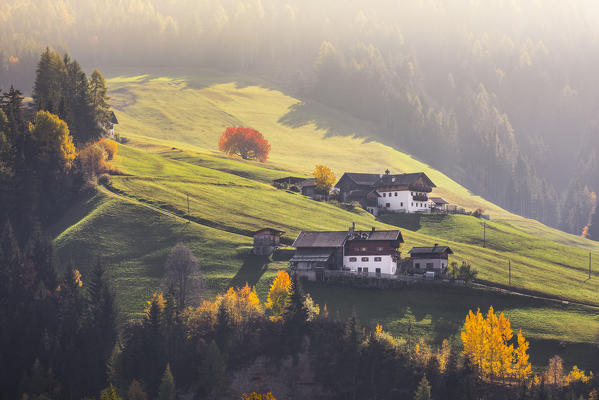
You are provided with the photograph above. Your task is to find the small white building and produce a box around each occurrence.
[408,245,453,276]
[108,111,119,137]
[375,172,436,213]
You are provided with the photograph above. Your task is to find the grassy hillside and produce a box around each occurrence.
[51,72,599,369]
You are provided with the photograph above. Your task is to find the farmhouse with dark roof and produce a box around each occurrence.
[335,170,437,214]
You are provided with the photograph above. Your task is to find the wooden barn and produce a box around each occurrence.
[252,228,285,256]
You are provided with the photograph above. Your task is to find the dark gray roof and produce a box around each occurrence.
[272,176,306,184]
[408,246,453,255]
[348,230,404,242]
[292,229,403,248]
[375,172,435,188]
[429,197,448,205]
[253,227,286,235]
[292,231,348,248]
[290,248,334,262]
[337,173,382,187]
[110,111,119,124]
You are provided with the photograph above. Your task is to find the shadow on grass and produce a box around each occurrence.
[278,101,378,140]
[229,254,270,288]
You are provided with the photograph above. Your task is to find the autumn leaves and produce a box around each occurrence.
[461,306,531,382]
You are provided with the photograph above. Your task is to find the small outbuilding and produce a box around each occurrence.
[300,178,327,200]
[408,244,453,275]
[108,111,119,137]
[429,197,449,211]
[252,228,286,256]
[272,176,307,191]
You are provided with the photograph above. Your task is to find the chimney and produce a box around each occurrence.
[434,243,438,247]
[349,222,355,234]
[371,226,376,233]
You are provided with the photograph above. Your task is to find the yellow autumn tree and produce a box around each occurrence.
[29,110,77,170]
[513,330,532,380]
[265,270,291,321]
[313,165,336,192]
[461,306,532,382]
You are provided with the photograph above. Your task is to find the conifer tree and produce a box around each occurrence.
[158,364,176,400]
[283,274,310,357]
[85,259,118,394]
[89,69,111,131]
[99,384,123,400]
[414,375,431,400]
[199,341,227,397]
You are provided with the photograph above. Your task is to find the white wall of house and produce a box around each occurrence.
[412,258,447,271]
[377,190,430,213]
[343,254,397,274]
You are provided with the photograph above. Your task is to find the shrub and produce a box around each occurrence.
[78,142,107,178]
[98,173,111,186]
[99,138,118,160]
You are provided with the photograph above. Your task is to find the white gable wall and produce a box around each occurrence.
[343,254,397,274]
[377,190,430,213]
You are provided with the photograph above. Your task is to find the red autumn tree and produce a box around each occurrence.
[218,126,271,162]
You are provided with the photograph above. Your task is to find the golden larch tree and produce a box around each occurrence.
[265,270,291,321]
[461,306,531,382]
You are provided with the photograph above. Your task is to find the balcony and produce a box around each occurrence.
[412,193,429,202]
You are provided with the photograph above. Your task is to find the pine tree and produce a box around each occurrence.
[85,259,118,394]
[283,274,309,357]
[199,341,227,397]
[89,69,111,131]
[414,375,431,400]
[99,384,123,400]
[32,48,66,113]
[158,364,176,400]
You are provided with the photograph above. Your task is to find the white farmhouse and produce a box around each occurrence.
[375,172,436,213]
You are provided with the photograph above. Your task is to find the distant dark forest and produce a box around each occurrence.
[3,0,599,238]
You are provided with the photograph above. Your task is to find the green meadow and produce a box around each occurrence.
[51,72,599,369]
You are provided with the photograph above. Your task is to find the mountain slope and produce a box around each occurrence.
[50,72,599,369]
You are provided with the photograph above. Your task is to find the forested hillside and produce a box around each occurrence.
[1,0,599,236]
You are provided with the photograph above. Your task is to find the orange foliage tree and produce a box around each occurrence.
[313,165,335,192]
[218,126,270,162]
[265,270,291,321]
[461,306,532,382]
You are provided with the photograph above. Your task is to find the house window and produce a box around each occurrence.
[361,257,369,262]
[400,202,403,207]
[415,263,421,269]
[383,193,386,197]
[394,192,398,196]
[357,267,362,272]
[374,257,382,262]
[411,202,414,207]
[375,268,381,274]
[386,203,390,208]
[426,263,434,270]
[349,257,357,262]
[363,268,369,273]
